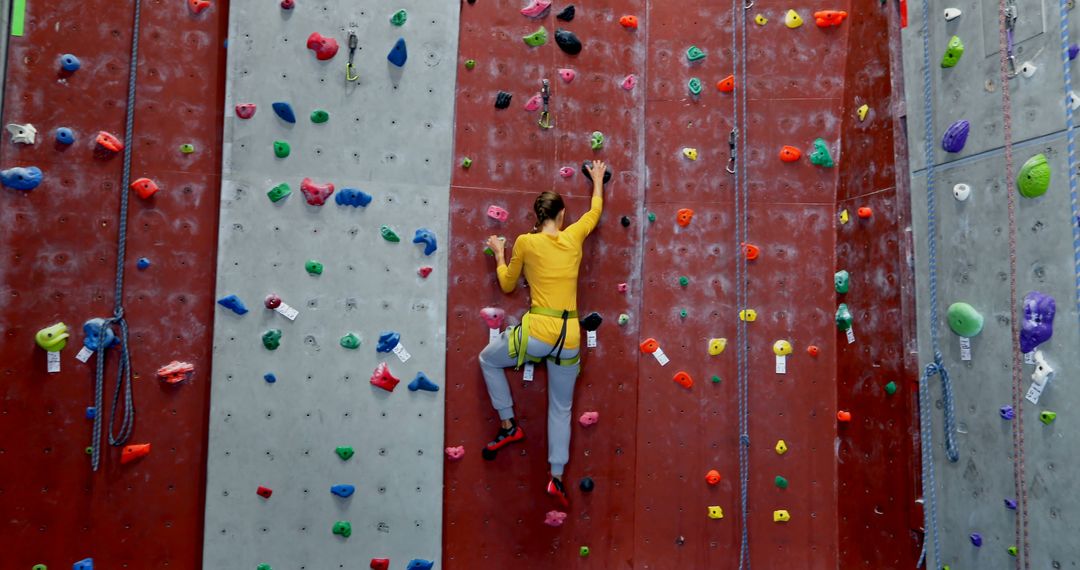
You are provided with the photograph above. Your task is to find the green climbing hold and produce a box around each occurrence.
[262,329,282,350]
[310,109,329,123]
[1017,153,1050,198]
[834,270,850,294]
[647,212,656,222]
[465,59,476,70]
[268,183,291,203]
[1040,411,1057,425]
[305,260,324,275]
[85,446,92,455]
[687,45,706,61]
[523,26,548,47]
[335,446,355,460]
[940,35,964,68]
[273,140,290,158]
[340,333,360,350]
[679,309,688,319]
[257,565,272,570]
[462,157,473,168]
[180,143,195,154]
[332,520,352,538]
[835,303,853,331]
[678,276,689,287]
[580,546,590,557]
[688,77,703,95]
[810,138,834,167]
[390,9,407,26]
[380,225,401,242]
[32,565,47,570]
[946,302,983,337]
[590,131,605,150]
[1008,546,1018,556]
[775,475,788,489]
[885,381,898,395]
[618,314,630,326]
[711,375,721,384]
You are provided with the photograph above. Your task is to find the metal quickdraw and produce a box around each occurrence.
[726,128,737,173]
[346,32,359,82]
[538,79,553,129]
[1005,4,1019,78]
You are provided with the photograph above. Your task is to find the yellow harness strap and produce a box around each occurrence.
[508,307,580,369]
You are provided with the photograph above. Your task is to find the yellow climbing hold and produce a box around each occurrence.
[839,209,850,223]
[708,338,728,355]
[739,309,757,322]
[784,9,803,28]
[775,439,788,454]
[707,506,724,519]
[772,340,793,356]
[773,509,791,522]
[857,104,869,121]
[754,13,768,25]
[682,147,699,161]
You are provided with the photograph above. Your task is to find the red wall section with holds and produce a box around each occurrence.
[0,0,227,567]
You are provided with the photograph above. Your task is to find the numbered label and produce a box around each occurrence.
[586,330,598,349]
[489,328,500,343]
[846,327,856,345]
[392,343,411,363]
[653,347,670,366]
[959,336,971,361]
[776,355,787,374]
[275,303,299,321]
[75,346,93,363]
[1024,352,1035,365]
[47,351,61,373]
[523,362,535,382]
[1026,382,1044,405]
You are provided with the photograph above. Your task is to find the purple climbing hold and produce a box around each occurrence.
[217,294,249,315]
[1000,405,1015,420]
[1070,43,1079,61]
[1020,291,1055,353]
[336,188,372,207]
[377,331,401,353]
[555,29,583,55]
[387,37,407,67]
[556,4,575,21]
[413,228,438,255]
[970,533,983,547]
[331,484,355,498]
[1004,498,1017,510]
[272,101,296,123]
[941,119,970,153]
[1,166,43,190]
[408,372,440,392]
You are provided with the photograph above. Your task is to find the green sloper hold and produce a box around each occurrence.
[834,270,850,294]
[273,140,290,158]
[257,565,272,570]
[332,521,352,538]
[262,329,282,350]
[390,9,407,26]
[523,26,548,47]
[310,109,329,123]
[941,36,964,68]
[687,45,706,61]
[380,225,400,242]
[946,302,984,337]
[810,138,835,167]
[835,303,853,330]
[775,475,788,489]
[1017,153,1050,198]
[268,183,291,202]
[688,77,703,95]
[340,333,360,349]
[305,260,324,275]
[1040,411,1057,425]
[335,446,354,460]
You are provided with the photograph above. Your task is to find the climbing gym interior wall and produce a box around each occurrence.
[902,0,1080,567]
[0,0,227,567]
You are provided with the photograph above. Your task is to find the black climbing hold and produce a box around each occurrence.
[494,91,513,109]
[580,312,603,331]
[467,0,476,3]
[620,216,630,227]
[481,447,498,461]
[556,5,575,21]
[555,29,582,55]
[581,160,611,184]
[579,476,594,492]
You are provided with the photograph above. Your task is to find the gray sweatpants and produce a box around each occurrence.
[478,329,580,477]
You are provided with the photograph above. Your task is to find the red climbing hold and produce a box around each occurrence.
[673,371,693,389]
[280,0,294,8]
[188,0,211,14]
[370,559,390,570]
[705,469,721,485]
[307,32,340,61]
[156,361,194,384]
[779,146,802,162]
[256,486,273,499]
[370,362,400,392]
[418,266,433,278]
[807,345,820,357]
[857,206,873,219]
[300,178,335,206]
[742,243,760,261]
[95,131,124,154]
[235,103,256,119]
[837,410,852,422]
[120,443,151,464]
[130,177,159,199]
[638,338,659,354]
[813,10,848,27]
[716,75,735,93]
[676,208,694,227]
[619,15,639,28]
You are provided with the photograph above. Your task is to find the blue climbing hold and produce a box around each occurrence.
[272,101,296,123]
[86,407,97,419]
[331,484,356,498]
[408,372,440,392]
[336,188,373,207]
[60,54,81,72]
[217,294,249,315]
[264,373,277,384]
[82,318,118,351]
[406,560,434,570]
[376,331,401,353]
[1070,43,1079,61]
[137,257,151,270]
[412,228,437,255]
[73,559,94,570]
[1,166,43,190]
[388,37,407,67]
[56,127,75,145]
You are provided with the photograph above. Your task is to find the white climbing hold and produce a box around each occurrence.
[1069,90,1080,110]
[1032,351,1055,386]
[1020,61,1037,78]
[943,7,961,20]
[952,183,970,201]
[6,123,36,145]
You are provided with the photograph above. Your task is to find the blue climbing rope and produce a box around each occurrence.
[1062,0,1080,376]
[90,0,143,471]
[916,0,960,564]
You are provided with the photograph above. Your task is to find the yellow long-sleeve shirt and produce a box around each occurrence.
[497,195,603,350]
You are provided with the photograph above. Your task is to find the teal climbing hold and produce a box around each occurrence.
[834,270,850,294]
[390,9,407,26]
[340,333,360,349]
[835,304,853,330]
[810,138,834,167]
[257,565,272,570]
[946,302,984,337]
[1017,153,1050,198]
[688,77,703,95]
[687,45,706,61]
[523,26,548,47]
[678,276,689,287]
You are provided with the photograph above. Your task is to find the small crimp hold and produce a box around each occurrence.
[409,372,440,392]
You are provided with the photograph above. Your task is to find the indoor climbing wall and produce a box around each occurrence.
[447,0,917,568]
[0,0,227,568]
[202,0,459,568]
[903,0,1080,567]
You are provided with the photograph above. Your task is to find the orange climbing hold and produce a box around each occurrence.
[857,206,873,219]
[836,410,852,422]
[120,443,151,464]
[130,177,159,199]
[813,10,848,27]
[742,243,760,261]
[619,15,639,28]
[156,361,194,384]
[716,75,734,93]
[639,338,659,354]
[188,0,211,13]
[779,146,802,162]
[676,208,695,227]
[806,345,820,357]
[95,131,124,153]
[705,469,721,485]
[673,371,693,389]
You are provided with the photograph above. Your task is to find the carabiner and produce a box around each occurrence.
[744,0,754,9]
[538,79,554,129]
[346,32,359,82]
[726,128,737,174]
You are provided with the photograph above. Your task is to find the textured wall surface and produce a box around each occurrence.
[202,0,458,567]
[0,0,227,567]
[903,0,1080,567]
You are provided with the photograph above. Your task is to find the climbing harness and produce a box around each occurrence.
[915,0,961,562]
[538,79,553,129]
[1061,0,1080,386]
[346,32,359,82]
[726,128,737,174]
[507,307,580,369]
[90,0,143,471]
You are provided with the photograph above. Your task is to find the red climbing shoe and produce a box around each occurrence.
[485,422,524,451]
[547,477,570,508]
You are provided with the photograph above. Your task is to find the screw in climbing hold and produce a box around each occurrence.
[812,10,847,26]
[682,147,699,160]
[885,381,897,395]
[137,257,150,270]
[775,475,789,489]
[554,29,582,54]
[716,75,734,93]
[857,207,872,219]
[1040,411,1057,425]
[273,140,290,158]
[708,338,727,355]
[310,109,329,123]
[332,521,352,538]
[941,119,970,153]
[130,178,160,199]
[711,375,721,384]
[390,9,407,26]
[773,510,791,522]
[523,26,548,47]
[59,53,81,72]
[262,329,282,350]
[943,7,961,20]
[835,304,853,330]
[784,9,803,27]
[464,59,476,70]
[271,102,296,123]
[705,469,721,485]
[946,302,983,337]
[256,486,273,499]
[1000,406,1015,420]
[738,309,757,322]
[754,13,768,25]
[1008,546,1019,556]
[779,145,802,162]
[180,143,195,154]
[387,37,407,67]
[380,225,401,242]
[589,131,605,150]
[56,127,75,145]
[686,45,706,61]
[809,138,835,167]
[257,564,272,570]
[707,506,724,519]
[679,309,689,319]
[775,440,788,454]
[495,91,513,109]
[305,260,324,275]
[688,78,703,95]
[340,333,360,350]
[940,36,964,68]
[617,313,630,326]
[579,546,590,557]
[678,276,689,288]
[306,32,339,60]
[1017,153,1050,198]
[235,103,256,119]
[556,4,574,20]
[952,183,971,201]
[267,183,291,203]
[647,212,656,222]
[969,533,983,547]
[807,345,820,357]
[335,446,355,460]
[856,104,869,121]
[521,0,552,17]
[834,270,850,294]
[461,157,473,169]
[773,340,793,356]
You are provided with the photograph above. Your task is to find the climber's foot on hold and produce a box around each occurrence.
[485,420,524,453]
[547,476,570,508]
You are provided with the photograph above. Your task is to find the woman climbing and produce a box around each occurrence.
[479,159,608,508]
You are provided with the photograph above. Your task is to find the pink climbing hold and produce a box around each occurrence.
[523,94,543,112]
[445,446,465,460]
[558,68,576,83]
[617,283,629,293]
[306,32,339,60]
[188,0,211,14]
[559,166,575,178]
[300,178,335,206]
[579,411,599,426]
[487,205,509,222]
[520,0,552,17]
[480,307,506,329]
[621,74,637,90]
[370,362,400,392]
[235,103,256,119]
[545,511,567,527]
